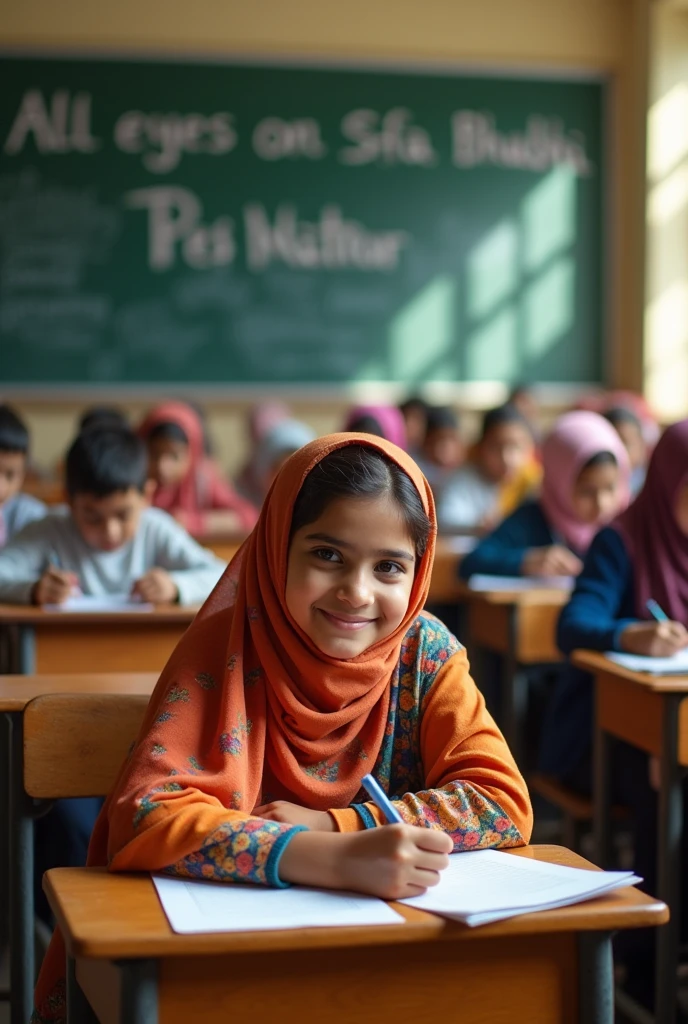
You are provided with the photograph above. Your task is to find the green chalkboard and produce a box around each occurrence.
[0,55,604,386]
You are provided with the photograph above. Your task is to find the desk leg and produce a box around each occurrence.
[578,932,613,1024]
[0,714,9,961]
[8,713,52,1024]
[593,714,613,869]
[17,626,36,674]
[9,712,34,1024]
[655,696,682,1024]
[119,960,158,1024]
[502,607,528,767]
[66,957,98,1024]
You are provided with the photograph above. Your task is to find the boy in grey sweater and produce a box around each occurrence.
[0,425,226,606]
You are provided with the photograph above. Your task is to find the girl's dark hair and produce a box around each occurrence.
[480,402,532,442]
[603,406,642,432]
[147,421,189,446]
[347,414,384,438]
[291,445,431,559]
[0,404,29,455]
[425,405,459,435]
[579,451,618,473]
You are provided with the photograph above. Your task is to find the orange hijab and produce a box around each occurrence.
[112,433,435,844]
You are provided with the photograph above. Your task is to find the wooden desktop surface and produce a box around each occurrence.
[46,845,667,962]
[467,589,568,663]
[0,604,197,673]
[573,650,688,765]
[0,672,158,712]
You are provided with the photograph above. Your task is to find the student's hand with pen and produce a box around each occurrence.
[131,568,179,605]
[621,620,688,657]
[31,566,79,606]
[279,825,452,900]
[521,545,583,578]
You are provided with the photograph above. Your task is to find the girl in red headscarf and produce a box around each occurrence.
[33,434,531,1022]
[140,401,258,534]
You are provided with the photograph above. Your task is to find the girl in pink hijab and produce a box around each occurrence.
[460,410,630,580]
[140,401,258,534]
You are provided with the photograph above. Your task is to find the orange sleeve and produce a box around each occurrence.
[330,648,533,848]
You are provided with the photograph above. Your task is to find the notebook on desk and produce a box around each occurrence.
[153,849,639,934]
[45,594,154,613]
[467,574,574,593]
[606,649,688,675]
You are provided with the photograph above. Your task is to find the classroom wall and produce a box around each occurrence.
[1,0,650,472]
[646,2,688,420]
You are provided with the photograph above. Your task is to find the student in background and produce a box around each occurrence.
[417,405,465,499]
[539,419,688,1013]
[236,401,291,506]
[541,419,688,786]
[343,404,407,449]
[0,404,46,546]
[398,395,429,456]
[141,401,258,534]
[34,434,532,1020]
[508,384,541,440]
[0,425,226,606]
[437,404,540,532]
[247,418,316,506]
[78,405,129,434]
[603,406,648,496]
[459,411,630,580]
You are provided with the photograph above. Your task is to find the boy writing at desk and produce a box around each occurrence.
[0,425,226,606]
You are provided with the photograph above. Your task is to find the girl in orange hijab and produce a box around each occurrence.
[33,435,532,1022]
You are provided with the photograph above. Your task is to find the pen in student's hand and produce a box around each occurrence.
[361,773,403,824]
[646,599,669,623]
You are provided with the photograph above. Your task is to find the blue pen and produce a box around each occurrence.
[646,599,669,623]
[361,773,403,824]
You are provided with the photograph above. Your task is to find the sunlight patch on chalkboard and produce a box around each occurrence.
[465,307,518,381]
[466,220,518,321]
[523,257,575,361]
[521,166,576,274]
[387,275,455,381]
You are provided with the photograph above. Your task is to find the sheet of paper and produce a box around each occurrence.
[605,649,688,676]
[152,875,405,934]
[45,594,153,612]
[401,849,639,926]
[467,574,574,593]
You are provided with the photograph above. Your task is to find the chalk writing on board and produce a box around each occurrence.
[452,112,592,175]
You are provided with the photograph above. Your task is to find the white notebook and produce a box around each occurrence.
[467,574,574,593]
[45,594,153,612]
[401,849,640,926]
[606,649,688,676]
[152,875,404,934]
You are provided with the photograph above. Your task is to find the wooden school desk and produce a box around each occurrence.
[44,845,667,1024]
[572,650,688,1024]
[0,604,197,674]
[191,528,244,564]
[1,674,158,1024]
[464,584,569,764]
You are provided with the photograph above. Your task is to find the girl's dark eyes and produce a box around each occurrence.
[313,547,341,563]
[311,548,404,577]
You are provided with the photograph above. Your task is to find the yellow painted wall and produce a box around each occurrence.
[1,0,649,471]
[646,3,688,420]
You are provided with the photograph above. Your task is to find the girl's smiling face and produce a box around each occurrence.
[286,492,417,659]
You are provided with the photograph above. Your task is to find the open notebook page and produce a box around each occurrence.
[401,849,639,926]
[45,594,153,612]
[152,875,404,934]
[467,574,574,593]
[606,649,688,676]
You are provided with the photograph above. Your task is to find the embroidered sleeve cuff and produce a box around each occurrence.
[269,825,309,887]
[329,803,387,831]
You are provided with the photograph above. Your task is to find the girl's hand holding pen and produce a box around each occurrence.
[32,565,80,606]
[621,620,688,657]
